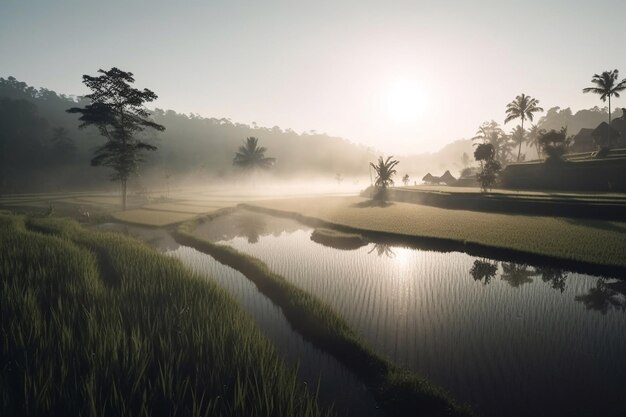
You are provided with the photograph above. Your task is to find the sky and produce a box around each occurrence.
[1,0,626,154]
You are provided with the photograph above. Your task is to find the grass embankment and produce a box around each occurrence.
[242,196,626,275]
[0,213,331,417]
[174,214,472,417]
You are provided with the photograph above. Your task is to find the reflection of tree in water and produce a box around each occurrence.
[575,279,626,314]
[368,244,395,258]
[235,214,267,244]
[500,262,536,288]
[470,259,498,285]
[535,267,568,292]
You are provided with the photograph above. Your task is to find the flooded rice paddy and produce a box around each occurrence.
[189,210,626,417]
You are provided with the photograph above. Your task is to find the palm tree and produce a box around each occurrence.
[370,156,399,188]
[233,137,275,170]
[370,156,399,201]
[527,124,545,159]
[472,120,502,144]
[504,94,544,162]
[510,126,526,161]
[582,70,626,147]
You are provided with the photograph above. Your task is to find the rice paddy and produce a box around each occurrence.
[0,213,333,417]
[190,209,626,417]
[175,213,474,417]
[244,196,626,269]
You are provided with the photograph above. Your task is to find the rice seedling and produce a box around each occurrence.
[0,213,331,417]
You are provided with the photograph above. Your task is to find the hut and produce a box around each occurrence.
[570,128,595,152]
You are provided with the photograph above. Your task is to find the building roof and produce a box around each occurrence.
[592,122,621,141]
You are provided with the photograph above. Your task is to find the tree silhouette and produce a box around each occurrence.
[233,137,275,170]
[369,156,399,202]
[527,124,546,159]
[402,174,410,186]
[67,68,165,210]
[472,121,513,165]
[474,143,500,192]
[472,120,503,145]
[510,126,526,161]
[539,128,571,162]
[582,69,626,147]
[505,94,544,162]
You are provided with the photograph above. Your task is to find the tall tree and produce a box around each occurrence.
[582,69,626,147]
[504,94,544,162]
[67,68,165,210]
[233,137,275,170]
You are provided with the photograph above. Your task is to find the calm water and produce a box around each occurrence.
[192,210,626,417]
[97,222,382,417]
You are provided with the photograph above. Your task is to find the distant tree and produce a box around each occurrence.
[461,152,470,168]
[510,126,526,161]
[539,128,571,162]
[504,94,544,162]
[582,69,626,147]
[402,174,410,186]
[472,121,512,165]
[67,68,165,210]
[370,156,399,202]
[49,127,76,162]
[474,143,501,192]
[472,120,502,144]
[233,137,275,170]
[335,173,343,184]
[527,124,546,159]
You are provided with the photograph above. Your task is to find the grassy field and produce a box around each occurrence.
[0,213,331,417]
[175,214,473,417]
[244,196,626,271]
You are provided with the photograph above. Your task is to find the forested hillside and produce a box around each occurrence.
[0,76,376,192]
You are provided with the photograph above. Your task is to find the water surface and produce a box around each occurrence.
[193,210,626,417]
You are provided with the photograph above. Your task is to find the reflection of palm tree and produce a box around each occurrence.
[535,267,568,292]
[469,259,498,285]
[368,244,395,258]
[235,214,266,244]
[504,94,544,161]
[233,137,275,170]
[575,278,626,314]
[501,263,536,288]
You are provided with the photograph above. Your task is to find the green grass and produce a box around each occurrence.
[0,213,331,417]
[243,197,626,272]
[175,213,473,417]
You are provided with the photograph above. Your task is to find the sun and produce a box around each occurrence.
[384,79,426,126]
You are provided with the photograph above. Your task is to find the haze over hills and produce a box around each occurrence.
[0,75,619,192]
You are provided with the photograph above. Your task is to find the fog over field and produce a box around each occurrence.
[2,2,626,417]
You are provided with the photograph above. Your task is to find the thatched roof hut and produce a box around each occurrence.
[422,173,435,183]
[439,170,457,185]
